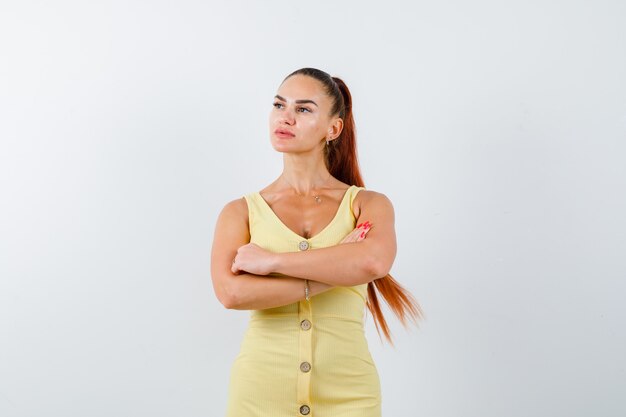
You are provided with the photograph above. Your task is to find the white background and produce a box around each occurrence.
[1,1,625,416]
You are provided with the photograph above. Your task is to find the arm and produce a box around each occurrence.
[232,191,397,287]
[210,198,333,310]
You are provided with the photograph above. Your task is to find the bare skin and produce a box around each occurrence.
[210,74,397,310]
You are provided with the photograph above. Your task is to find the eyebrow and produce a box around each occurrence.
[274,95,318,107]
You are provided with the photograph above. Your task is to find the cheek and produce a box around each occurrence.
[302,115,324,130]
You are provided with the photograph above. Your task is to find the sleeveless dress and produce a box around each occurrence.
[225,185,381,417]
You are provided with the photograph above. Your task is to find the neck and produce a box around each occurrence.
[279,151,332,195]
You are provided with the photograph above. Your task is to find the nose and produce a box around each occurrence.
[279,107,296,125]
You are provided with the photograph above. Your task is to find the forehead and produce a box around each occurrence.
[277,75,329,103]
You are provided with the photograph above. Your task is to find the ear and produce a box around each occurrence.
[327,117,344,141]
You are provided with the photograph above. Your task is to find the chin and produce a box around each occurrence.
[270,138,295,152]
[270,144,292,154]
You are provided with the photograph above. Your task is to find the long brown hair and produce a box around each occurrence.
[284,68,425,344]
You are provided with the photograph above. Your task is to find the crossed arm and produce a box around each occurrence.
[209,190,397,310]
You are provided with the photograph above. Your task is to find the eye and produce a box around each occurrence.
[297,107,311,113]
[273,102,284,109]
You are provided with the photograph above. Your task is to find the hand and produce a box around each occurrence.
[231,243,277,275]
[339,220,372,244]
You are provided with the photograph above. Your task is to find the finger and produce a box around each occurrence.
[340,222,371,244]
[340,227,361,244]
[339,230,355,244]
[349,222,372,242]
[339,232,355,244]
[355,224,372,242]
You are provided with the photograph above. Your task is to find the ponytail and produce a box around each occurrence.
[284,68,424,344]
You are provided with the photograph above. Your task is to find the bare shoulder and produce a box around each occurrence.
[216,196,249,225]
[352,188,394,219]
[212,196,250,248]
[222,196,248,214]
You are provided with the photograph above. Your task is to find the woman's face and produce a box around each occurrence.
[269,74,341,154]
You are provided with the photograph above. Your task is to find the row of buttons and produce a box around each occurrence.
[300,319,311,413]
[297,249,312,416]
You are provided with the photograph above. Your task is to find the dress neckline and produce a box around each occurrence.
[255,185,355,241]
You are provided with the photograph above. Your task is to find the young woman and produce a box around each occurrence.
[210,67,422,417]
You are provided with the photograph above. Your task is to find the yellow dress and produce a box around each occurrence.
[226,185,381,417]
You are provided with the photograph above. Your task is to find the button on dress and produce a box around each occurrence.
[225,185,381,417]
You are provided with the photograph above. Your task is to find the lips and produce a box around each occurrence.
[274,128,295,138]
